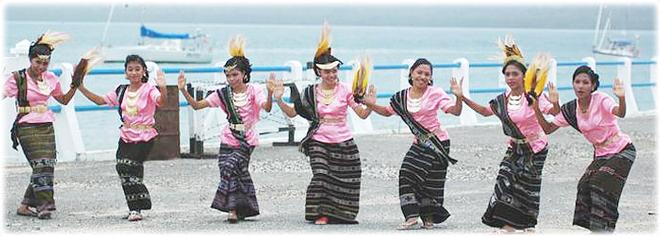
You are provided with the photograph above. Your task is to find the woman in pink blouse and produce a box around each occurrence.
[178,36,275,224]
[272,23,372,225]
[362,58,464,230]
[462,37,559,232]
[3,32,77,220]
[78,55,167,221]
[533,65,635,232]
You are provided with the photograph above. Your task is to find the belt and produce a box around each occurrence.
[228,123,252,132]
[510,132,543,144]
[123,123,154,131]
[319,117,346,124]
[17,105,48,114]
[594,133,621,148]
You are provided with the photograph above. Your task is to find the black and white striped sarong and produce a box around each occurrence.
[17,122,57,213]
[573,143,636,232]
[399,140,451,223]
[212,144,260,218]
[304,138,361,224]
[116,139,154,211]
[482,146,547,229]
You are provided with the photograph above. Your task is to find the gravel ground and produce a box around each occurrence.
[2,115,656,234]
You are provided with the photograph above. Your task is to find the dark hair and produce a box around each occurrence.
[572,65,600,92]
[224,56,252,83]
[28,44,52,60]
[408,58,433,85]
[313,52,343,77]
[501,60,527,75]
[124,55,149,83]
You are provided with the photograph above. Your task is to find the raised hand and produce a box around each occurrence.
[273,78,285,101]
[362,84,377,106]
[548,82,559,104]
[155,70,166,87]
[450,77,463,98]
[613,78,625,97]
[266,73,277,94]
[177,70,186,91]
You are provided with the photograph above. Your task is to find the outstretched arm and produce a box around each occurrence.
[77,84,106,105]
[52,85,78,105]
[462,96,493,117]
[362,85,393,117]
[532,97,559,134]
[272,79,297,118]
[177,70,209,110]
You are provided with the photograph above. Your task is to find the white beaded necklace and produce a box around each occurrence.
[233,91,248,107]
[508,94,522,110]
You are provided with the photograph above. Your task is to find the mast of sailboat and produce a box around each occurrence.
[100,4,115,47]
[598,11,611,50]
[594,4,603,48]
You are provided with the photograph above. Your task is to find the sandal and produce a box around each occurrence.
[16,206,38,217]
[37,210,52,220]
[421,216,434,229]
[127,210,143,221]
[314,216,329,225]
[396,218,418,230]
[228,210,238,224]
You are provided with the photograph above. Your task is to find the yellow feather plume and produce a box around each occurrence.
[227,35,246,58]
[35,31,70,49]
[497,34,524,65]
[352,55,372,99]
[314,21,332,59]
[523,53,552,97]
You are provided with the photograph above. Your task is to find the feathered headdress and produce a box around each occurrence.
[523,53,552,97]
[228,35,246,58]
[497,35,524,65]
[314,21,342,71]
[225,35,246,71]
[315,21,331,60]
[352,55,372,102]
[29,31,71,59]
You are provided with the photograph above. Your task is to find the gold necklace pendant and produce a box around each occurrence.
[320,88,335,105]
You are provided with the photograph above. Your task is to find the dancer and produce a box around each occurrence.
[272,22,372,225]
[532,65,635,232]
[78,54,167,221]
[178,35,276,223]
[3,31,79,219]
[461,36,559,232]
[362,58,463,229]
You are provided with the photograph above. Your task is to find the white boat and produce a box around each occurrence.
[592,5,640,58]
[102,25,213,63]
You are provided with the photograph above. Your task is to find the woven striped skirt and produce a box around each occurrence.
[116,139,155,211]
[573,143,636,232]
[17,123,57,212]
[211,144,260,218]
[399,140,451,223]
[304,138,361,224]
[482,146,548,229]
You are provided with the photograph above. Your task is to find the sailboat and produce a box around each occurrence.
[102,25,213,63]
[100,4,213,63]
[592,5,640,58]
